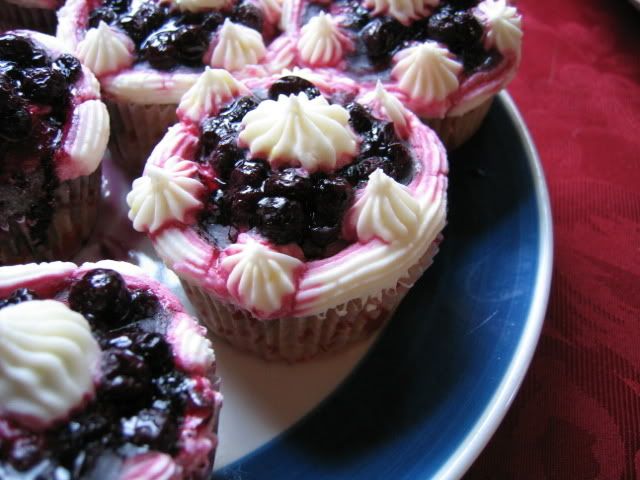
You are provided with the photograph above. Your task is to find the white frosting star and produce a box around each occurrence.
[76,21,133,76]
[475,0,523,54]
[210,19,267,71]
[298,13,351,67]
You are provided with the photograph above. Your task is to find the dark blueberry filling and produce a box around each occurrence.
[315,0,502,76]
[0,34,80,259]
[88,0,275,71]
[196,78,414,259]
[0,269,211,478]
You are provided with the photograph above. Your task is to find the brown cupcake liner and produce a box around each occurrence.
[0,166,101,265]
[182,239,440,362]
[425,98,493,150]
[107,101,178,176]
[0,0,56,33]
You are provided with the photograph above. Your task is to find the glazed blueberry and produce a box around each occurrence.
[200,117,235,153]
[257,196,305,244]
[141,31,178,70]
[100,348,151,402]
[108,0,132,13]
[228,186,262,225]
[228,159,268,188]
[267,76,321,100]
[341,1,370,30]
[120,408,176,448]
[222,96,259,122]
[173,25,209,65]
[153,372,191,410]
[200,12,225,31]
[128,289,160,320]
[308,223,340,247]
[131,332,172,374]
[21,67,67,104]
[232,2,264,32]
[313,177,353,224]
[88,6,118,28]
[8,436,42,471]
[206,137,242,178]
[118,1,167,45]
[427,6,483,53]
[0,288,39,310]
[341,156,389,184]
[53,54,82,82]
[346,102,374,133]
[0,97,32,142]
[68,269,132,325]
[264,168,312,199]
[361,18,404,58]
[0,34,46,67]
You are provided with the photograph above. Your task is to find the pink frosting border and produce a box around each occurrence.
[142,74,448,320]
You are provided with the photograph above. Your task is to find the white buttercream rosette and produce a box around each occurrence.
[129,71,447,361]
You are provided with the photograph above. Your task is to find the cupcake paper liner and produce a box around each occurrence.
[108,101,178,176]
[0,167,101,265]
[425,98,494,150]
[0,0,56,33]
[182,238,441,362]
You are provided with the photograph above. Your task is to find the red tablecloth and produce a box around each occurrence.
[465,0,640,478]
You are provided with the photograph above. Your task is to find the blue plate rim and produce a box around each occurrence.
[433,91,554,480]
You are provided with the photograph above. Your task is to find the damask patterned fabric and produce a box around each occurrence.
[465,0,640,478]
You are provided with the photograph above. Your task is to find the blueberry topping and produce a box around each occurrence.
[222,96,260,122]
[0,34,45,67]
[120,408,176,449]
[267,76,321,100]
[127,289,160,320]
[21,67,67,104]
[361,18,404,58]
[232,2,264,32]
[141,31,178,70]
[100,347,151,402]
[68,269,131,325]
[263,168,312,200]
[53,54,82,82]
[257,196,305,244]
[0,288,39,310]
[8,436,42,471]
[427,6,483,54]
[228,159,268,188]
[346,102,374,133]
[172,25,209,65]
[313,177,353,224]
[88,6,118,28]
[118,1,167,45]
[228,186,262,225]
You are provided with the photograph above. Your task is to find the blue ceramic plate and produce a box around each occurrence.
[208,92,553,480]
[93,91,551,480]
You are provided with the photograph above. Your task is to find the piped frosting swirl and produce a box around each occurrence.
[76,21,134,76]
[0,300,101,428]
[210,19,267,71]
[238,92,357,172]
[369,81,410,139]
[127,156,205,234]
[363,0,439,25]
[298,13,351,67]
[392,41,462,102]
[475,0,523,54]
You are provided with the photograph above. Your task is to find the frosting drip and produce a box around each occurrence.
[0,300,100,428]
[351,169,420,243]
[298,13,351,67]
[221,239,302,315]
[76,21,134,77]
[238,92,357,172]
[363,0,439,25]
[210,19,267,71]
[127,156,205,234]
[475,0,523,54]
[392,41,462,102]
[177,68,249,122]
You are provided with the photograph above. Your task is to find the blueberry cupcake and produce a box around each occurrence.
[0,31,109,266]
[0,0,60,33]
[285,0,522,148]
[0,260,222,479]
[127,70,447,361]
[57,0,295,174]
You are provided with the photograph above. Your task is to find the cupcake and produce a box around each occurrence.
[127,69,447,361]
[0,31,109,266]
[0,0,60,33]
[0,260,222,479]
[284,0,522,148]
[57,0,296,174]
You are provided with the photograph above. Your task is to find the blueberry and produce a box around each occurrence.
[53,54,82,82]
[427,6,483,53]
[0,99,32,142]
[68,269,131,325]
[108,0,131,13]
[341,1,370,30]
[341,156,387,184]
[120,408,176,448]
[361,18,404,57]
[0,288,39,310]
[386,143,412,180]
[256,196,305,244]
[221,96,259,122]
[141,31,178,70]
[54,414,110,455]
[346,102,374,133]
[205,137,242,178]
[131,332,172,374]
[21,67,67,103]
[313,177,353,223]
[228,159,268,188]
[100,348,151,401]
[153,373,191,410]
[88,6,118,29]
[232,2,264,32]
[0,34,45,67]
[127,289,159,320]
[308,223,339,247]
[267,76,321,100]
[200,117,235,153]
[201,189,229,224]
[228,186,262,225]
[264,168,311,199]
[8,436,42,471]
[360,121,396,157]
[173,25,209,65]
[201,12,225,31]
[0,61,22,82]
[119,1,167,45]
